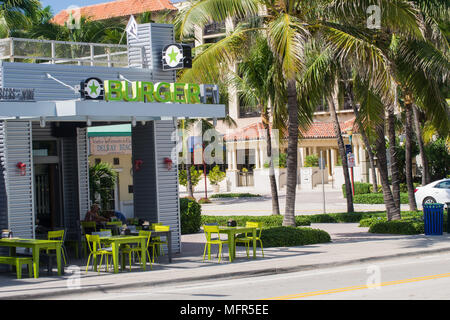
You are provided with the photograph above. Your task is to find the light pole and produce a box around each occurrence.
[347,130,355,196]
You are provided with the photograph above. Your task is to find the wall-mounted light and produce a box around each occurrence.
[39,116,46,128]
[86,117,92,126]
[131,117,137,127]
[141,121,146,126]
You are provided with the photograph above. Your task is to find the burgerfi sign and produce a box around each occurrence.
[81,77,204,104]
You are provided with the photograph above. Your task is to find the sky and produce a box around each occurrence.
[41,0,185,16]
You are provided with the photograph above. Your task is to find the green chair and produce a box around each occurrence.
[47,230,68,265]
[120,230,153,271]
[235,221,264,258]
[81,221,97,257]
[202,225,228,263]
[150,225,169,263]
[85,234,113,274]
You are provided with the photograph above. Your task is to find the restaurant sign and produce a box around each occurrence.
[80,78,219,104]
[0,88,35,102]
[90,136,132,155]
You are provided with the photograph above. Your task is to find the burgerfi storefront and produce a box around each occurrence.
[0,23,224,255]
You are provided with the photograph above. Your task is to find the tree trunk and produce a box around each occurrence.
[283,80,299,226]
[387,106,401,209]
[374,117,402,221]
[412,104,430,185]
[329,79,354,213]
[186,163,194,198]
[351,100,378,193]
[262,108,281,216]
[404,100,417,211]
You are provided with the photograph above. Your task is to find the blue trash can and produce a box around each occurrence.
[423,203,444,235]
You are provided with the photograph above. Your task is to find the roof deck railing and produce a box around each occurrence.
[0,37,132,68]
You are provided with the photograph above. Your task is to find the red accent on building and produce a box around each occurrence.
[52,0,176,25]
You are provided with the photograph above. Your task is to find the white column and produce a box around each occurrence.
[227,148,232,170]
[232,147,237,170]
[255,146,260,169]
[299,148,305,167]
[355,143,360,165]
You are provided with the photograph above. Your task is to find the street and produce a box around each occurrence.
[49,253,450,300]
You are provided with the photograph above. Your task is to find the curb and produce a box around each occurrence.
[3,246,450,300]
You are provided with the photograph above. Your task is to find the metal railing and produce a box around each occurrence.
[0,37,130,67]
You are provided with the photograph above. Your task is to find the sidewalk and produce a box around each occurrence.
[2,223,450,299]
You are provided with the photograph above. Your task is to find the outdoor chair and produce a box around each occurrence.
[120,230,153,271]
[85,234,113,274]
[81,221,97,258]
[235,221,264,258]
[150,225,169,263]
[202,225,228,263]
[40,230,68,274]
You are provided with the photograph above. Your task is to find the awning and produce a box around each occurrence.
[0,100,225,121]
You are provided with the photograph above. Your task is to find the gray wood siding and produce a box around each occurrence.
[77,128,90,222]
[154,120,180,253]
[62,136,80,240]
[4,121,34,238]
[0,62,153,101]
[131,122,158,223]
[0,121,7,231]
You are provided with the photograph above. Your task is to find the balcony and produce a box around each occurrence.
[203,21,226,36]
[0,37,129,67]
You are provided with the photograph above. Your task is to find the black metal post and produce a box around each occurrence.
[447,203,450,234]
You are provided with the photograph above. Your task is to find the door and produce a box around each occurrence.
[34,164,63,234]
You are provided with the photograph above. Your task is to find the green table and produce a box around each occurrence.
[0,238,62,278]
[216,227,257,262]
[97,235,147,274]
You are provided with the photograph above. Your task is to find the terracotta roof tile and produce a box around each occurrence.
[52,0,176,25]
[224,118,356,141]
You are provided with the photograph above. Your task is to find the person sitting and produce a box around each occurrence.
[106,210,127,224]
[84,203,109,223]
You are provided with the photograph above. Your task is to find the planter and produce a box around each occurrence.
[212,184,220,193]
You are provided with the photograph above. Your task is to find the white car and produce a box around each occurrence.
[415,178,450,209]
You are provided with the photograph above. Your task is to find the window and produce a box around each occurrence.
[33,140,58,156]
[113,158,120,165]
[435,181,450,189]
[128,185,134,193]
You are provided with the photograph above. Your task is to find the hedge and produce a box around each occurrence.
[180,198,202,234]
[210,193,262,198]
[369,220,425,235]
[353,193,409,204]
[201,215,311,227]
[236,226,331,248]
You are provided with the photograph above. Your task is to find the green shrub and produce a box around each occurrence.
[201,215,311,227]
[359,217,387,227]
[180,198,202,234]
[179,166,202,187]
[353,193,409,204]
[304,154,319,167]
[208,165,226,186]
[255,226,331,248]
[399,182,420,193]
[342,182,372,198]
[210,193,262,198]
[369,220,424,235]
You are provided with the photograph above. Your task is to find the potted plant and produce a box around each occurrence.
[179,166,202,192]
[208,165,226,193]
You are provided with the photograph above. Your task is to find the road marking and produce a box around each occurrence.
[264,272,450,300]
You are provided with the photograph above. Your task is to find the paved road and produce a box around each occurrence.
[197,190,410,215]
[51,253,450,300]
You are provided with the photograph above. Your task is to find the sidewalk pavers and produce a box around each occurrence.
[1,223,450,299]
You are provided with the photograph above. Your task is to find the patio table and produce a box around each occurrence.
[97,235,147,274]
[216,227,257,262]
[0,238,62,278]
[130,230,173,263]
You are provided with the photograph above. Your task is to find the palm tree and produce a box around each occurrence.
[0,0,40,37]
[227,35,283,215]
[176,0,421,225]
